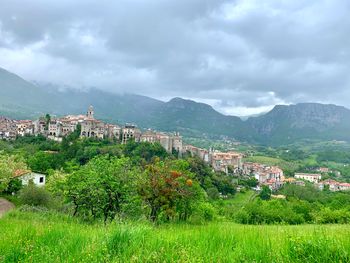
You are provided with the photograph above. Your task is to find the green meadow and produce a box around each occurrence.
[1,211,350,263]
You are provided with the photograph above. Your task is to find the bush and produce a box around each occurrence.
[314,207,350,224]
[189,202,216,224]
[3,178,22,195]
[19,184,52,207]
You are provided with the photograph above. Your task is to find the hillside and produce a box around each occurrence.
[2,67,350,145]
[248,103,350,144]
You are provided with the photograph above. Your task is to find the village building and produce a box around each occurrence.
[140,130,183,154]
[183,145,210,162]
[318,179,350,191]
[283,177,296,184]
[122,124,141,144]
[13,170,46,187]
[243,162,284,190]
[33,117,47,136]
[0,117,17,140]
[47,118,63,140]
[210,151,243,174]
[295,173,322,183]
[80,119,105,139]
[318,167,330,173]
[140,129,158,143]
[16,120,34,137]
[105,124,121,140]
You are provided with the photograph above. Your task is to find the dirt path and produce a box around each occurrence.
[0,198,15,218]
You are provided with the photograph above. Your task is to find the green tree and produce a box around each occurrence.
[0,153,27,193]
[3,178,22,195]
[259,185,272,200]
[64,156,141,222]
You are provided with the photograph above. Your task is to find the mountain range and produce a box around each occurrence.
[1,67,350,145]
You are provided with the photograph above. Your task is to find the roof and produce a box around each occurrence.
[13,169,31,178]
[295,173,321,178]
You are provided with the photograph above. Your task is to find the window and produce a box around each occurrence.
[39,177,44,183]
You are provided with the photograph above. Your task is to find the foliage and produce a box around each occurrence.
[139,159,205,222]
[63,156,141,222]
[0,153,27,193]
[18,184,52,207]
[27,151,64,173]
[259,185,271,200]
[3,178,22,195]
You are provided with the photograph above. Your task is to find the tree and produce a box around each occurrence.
[259,185,272,200]
[64,156,141,222]
[139,159,204,222]
[0,153,27,193]
[27,151,64,173]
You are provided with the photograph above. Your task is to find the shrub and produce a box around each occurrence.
[19,184,52,207]
[3,178,22,195]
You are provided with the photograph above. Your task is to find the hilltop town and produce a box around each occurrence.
[2,106,349,194]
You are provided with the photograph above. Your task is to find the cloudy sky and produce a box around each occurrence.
[0,0,349,116]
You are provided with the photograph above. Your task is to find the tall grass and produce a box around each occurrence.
[1,210,350,262]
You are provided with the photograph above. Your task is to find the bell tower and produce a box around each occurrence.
[87,105,94,119]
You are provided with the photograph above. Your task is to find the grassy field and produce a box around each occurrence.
[1,211,350,262]
[213,190,257,219]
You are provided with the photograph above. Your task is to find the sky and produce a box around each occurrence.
[0,0,349,116]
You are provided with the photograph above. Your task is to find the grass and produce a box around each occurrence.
[213,190,257,219]
[1,211,350,262]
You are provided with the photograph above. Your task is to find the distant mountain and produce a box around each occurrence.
[247,103,350,144]
[146,98,252,139]
[1,67,350,145]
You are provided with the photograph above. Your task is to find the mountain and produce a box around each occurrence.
[146,98,251,139]
[1,67,350,145]
[247,103,350,144]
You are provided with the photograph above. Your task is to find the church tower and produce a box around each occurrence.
[87,105,94,119]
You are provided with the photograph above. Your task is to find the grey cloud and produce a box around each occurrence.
[0,0,349,116]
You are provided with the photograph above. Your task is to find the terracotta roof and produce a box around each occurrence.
[13,169,31,178]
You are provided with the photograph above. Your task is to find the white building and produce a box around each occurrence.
[13,170,46,187]
[295,173,322,183]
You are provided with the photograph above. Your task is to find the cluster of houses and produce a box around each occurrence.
[242,162,284,190]
[0,106,183,154]
[3,106,350,193]
[2,106,245,185]
[281,172,350,192]
[183,145,243,174]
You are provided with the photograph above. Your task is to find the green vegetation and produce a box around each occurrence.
[1,211,350,263]
[2,134,350,261]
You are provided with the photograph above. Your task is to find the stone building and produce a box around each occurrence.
[242,162,284,190]
[210,151,243,174]
[33,117,47,136]
[105,124,121,140]
[183,145,210,162]
[172,132,183,154]
[0,117,17,139]
[16,120,34,137]
[140,130,183,154]
[48,118,62,139]
[140,129,158,143]
[122,124,141,144]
